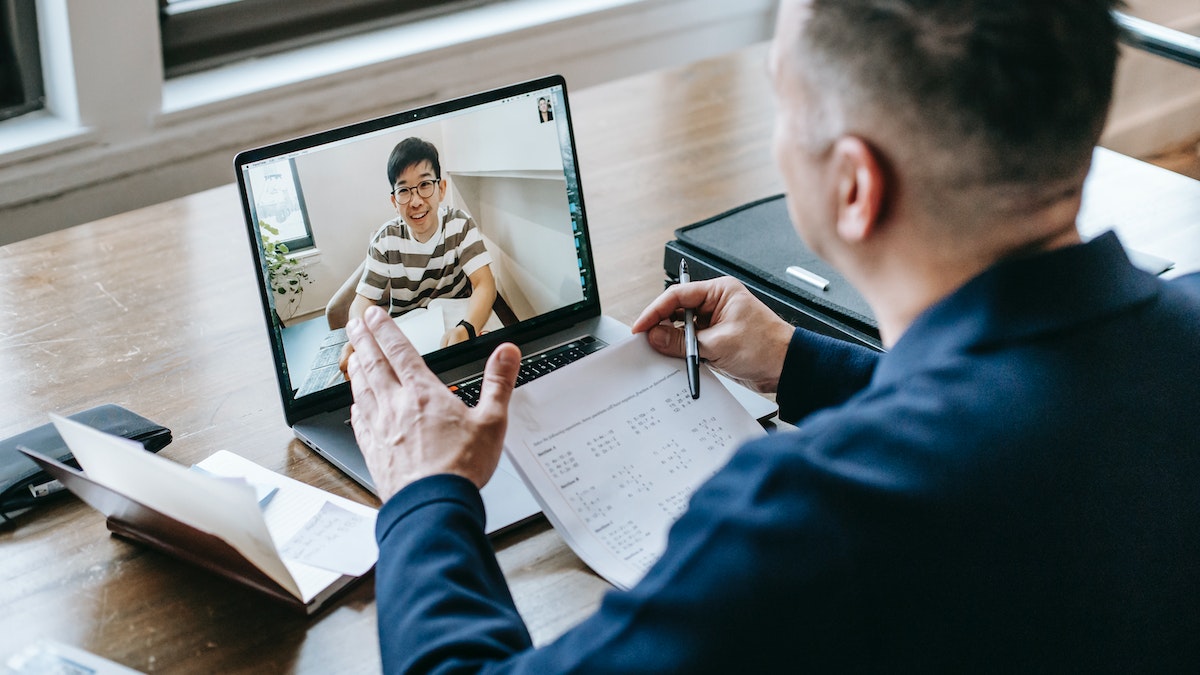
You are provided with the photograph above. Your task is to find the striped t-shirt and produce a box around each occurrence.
[356,207,492,318]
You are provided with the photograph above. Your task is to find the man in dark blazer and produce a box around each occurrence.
[344,0,1200,671]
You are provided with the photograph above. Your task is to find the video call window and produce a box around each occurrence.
[243,87,586,398]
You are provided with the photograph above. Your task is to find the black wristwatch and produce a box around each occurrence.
[457,319,476,339]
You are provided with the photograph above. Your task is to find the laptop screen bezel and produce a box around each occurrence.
[233,75,602,425]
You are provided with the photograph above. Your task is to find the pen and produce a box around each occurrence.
[679,259,700,399]
[786,265,830,292]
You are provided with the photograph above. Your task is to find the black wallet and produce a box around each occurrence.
[0,404,171,518]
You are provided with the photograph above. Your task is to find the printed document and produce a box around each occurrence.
[504,336,766,590]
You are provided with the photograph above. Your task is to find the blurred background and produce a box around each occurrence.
[0,0,1196,246]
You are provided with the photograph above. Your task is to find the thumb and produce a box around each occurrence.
[476,342,521,419]
[646,324,687,358]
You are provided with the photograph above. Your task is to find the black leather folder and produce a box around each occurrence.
[664,194,883,351]
[0,404,171,517]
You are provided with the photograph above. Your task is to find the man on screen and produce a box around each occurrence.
[343,0,1200,671]
[339,137,496,371]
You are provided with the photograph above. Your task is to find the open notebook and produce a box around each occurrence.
[21,416,377,615]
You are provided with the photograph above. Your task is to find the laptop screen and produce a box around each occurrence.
[234,76,599,418]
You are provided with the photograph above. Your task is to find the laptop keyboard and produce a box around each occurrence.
[448,335,607,407]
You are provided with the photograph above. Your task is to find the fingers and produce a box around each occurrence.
[346,309,396,390]
[630,277,725,333]
[358,306,436,386]
[347,369,383,470]
[630,285,687,333]
[475,343,521,421]
[339,342,354,379]
[645,323,687,358]
[347,400,375,455]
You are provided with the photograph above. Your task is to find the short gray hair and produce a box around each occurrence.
[795,0,1121,193]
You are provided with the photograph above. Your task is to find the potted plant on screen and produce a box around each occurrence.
[259,220,311,323]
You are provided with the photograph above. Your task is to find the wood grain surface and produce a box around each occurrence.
[0,43,779,674]
[3,41,1198,673]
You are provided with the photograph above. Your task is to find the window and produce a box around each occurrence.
[246,158,315,251]
[159,0,493,77]
[0,0,43,121]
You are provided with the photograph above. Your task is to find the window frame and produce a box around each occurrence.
[246,157,316,252]
[0,0,44,122]
[159,0,494,78]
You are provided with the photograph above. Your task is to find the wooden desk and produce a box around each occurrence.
[2,43,1197,674]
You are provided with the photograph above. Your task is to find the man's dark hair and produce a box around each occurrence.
[387,137,441,187]
[802,0,1122,185]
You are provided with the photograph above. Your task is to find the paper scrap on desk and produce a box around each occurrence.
[6,639,144,675]
[280,501,377,577]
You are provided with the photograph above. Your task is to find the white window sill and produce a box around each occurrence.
[0,112,94,169]
[161,0,648,119]
[291,248,323,265]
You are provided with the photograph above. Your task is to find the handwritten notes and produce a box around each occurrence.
[504,337,765,590]
[195,450,378,601]
[280,501,377,577]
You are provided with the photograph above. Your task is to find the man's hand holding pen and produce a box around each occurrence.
[679,260,701,399]
[631,275,795,395]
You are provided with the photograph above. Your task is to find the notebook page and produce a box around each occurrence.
[196,450,378,603]
[503,336,766,590]
[394,303,445,355]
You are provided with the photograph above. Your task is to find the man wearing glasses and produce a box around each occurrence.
[342,137,496,366]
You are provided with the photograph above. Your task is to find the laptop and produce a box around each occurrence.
[234,75,775,534]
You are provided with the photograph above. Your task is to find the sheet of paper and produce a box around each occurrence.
[50,416,301,599]
[190,465,278,505]
[6,639,143,675]
[427,296,504,333]
[279,501,377,576]
[394,303,445,354]
[504,336,766,590]
[196,450,378,603]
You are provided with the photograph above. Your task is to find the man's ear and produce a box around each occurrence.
[831,136,886,244]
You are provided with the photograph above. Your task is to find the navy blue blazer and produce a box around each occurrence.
[374,232,1200,673]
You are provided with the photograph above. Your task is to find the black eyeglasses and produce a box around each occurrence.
[391,179,438,204]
